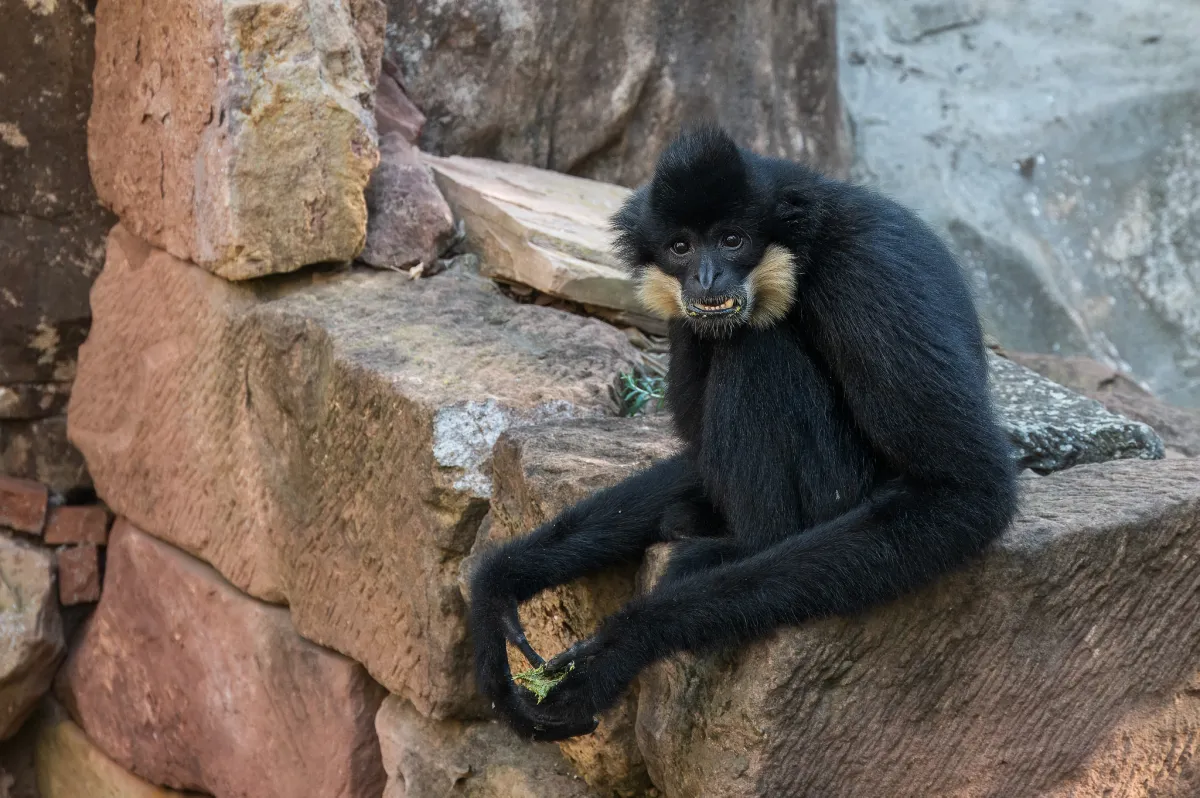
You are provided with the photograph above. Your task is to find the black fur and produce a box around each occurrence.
[468,126,1019,741]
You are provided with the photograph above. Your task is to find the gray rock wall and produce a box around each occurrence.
[840,0,1200,406]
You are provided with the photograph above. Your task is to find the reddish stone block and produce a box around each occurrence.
[56,545,101,606]
[57,521,385,798]
[44,506,110,546]
[0,476,48,535]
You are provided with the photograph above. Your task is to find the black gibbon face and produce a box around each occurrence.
[612,128,798,336]
[634,233,796,335]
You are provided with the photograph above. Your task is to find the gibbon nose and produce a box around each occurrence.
[697,256,721,291]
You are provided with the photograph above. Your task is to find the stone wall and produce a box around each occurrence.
[0,0,115,496]
[3,1,1200,797]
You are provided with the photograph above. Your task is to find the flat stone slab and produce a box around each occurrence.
[88,0,384,278]
[0,533,64,740]
[67,225,640,717]
[1007,350,1200,457]
[57,520,385,798]
[989,351,1164,470]
[638,458,1200,797]
[426,155,646,318]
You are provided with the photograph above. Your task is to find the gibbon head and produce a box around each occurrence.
[611,126,798,337]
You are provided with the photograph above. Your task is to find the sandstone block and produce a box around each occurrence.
[67,225,640,716]
[0,416,92,496]
[1007,351,1200,457]
[427,155,647,322]
[88,0,384,279]
[0,0,115,388]
[637,459,1200,798]
[44,505,110,545]
[390,0,847,186]
[57,520,385,798]
[0,476,48,535]
[376,696,598,798]
[56,544,101,606]
[480,417,677,794]
[36,706,188,798]
[0,533,64,740]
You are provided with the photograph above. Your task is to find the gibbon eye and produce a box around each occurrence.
[721,233,743,249]
[670,240,691,256]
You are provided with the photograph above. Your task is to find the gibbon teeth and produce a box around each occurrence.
[697,298,735,311]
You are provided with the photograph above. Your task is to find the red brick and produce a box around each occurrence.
[0,475,48,534]
[44,505,111,545]
[57,545,101,605]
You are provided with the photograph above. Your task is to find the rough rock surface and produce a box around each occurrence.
[989,352,1164,470]
[637,458,1200,798]
[36,705,189,798]
[0,416,91,496]
[0,0,114,393]
[480,416,677,793]
[1007,351,1200,457]
[67,225,640,717]
[377,59,426,145]
[0,534,64,741]
[57,520,385,798]
[0,476,48,536]
[89,0,384,278]
[359,65,454,271]
[0,384,72,423]
[376,696,597,798]
[56,545,101,606]
[428,155,658,326]
[390,0,848,187]
[840,0,1200,405]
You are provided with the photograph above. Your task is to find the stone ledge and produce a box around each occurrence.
[638,458,1200,797]
[67,225,640,717]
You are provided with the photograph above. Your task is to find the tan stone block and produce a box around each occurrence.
[67,225,639,716]
[88,0,384,278]
[57,520,385,798]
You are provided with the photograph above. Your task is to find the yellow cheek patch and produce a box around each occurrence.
[746,244,797,328]
[636,268,686,320]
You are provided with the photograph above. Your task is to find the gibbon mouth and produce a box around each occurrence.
[686,297,743,316]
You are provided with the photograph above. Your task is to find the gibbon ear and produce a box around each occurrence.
[611,186,650,272]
